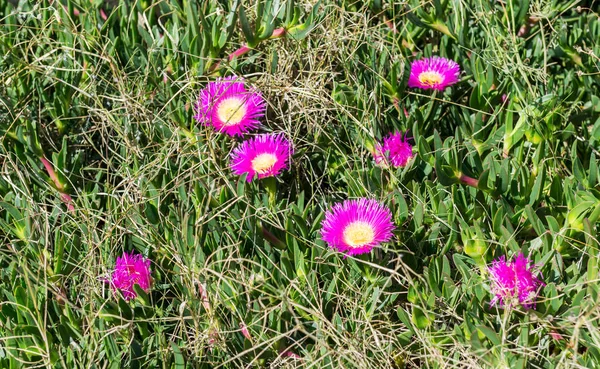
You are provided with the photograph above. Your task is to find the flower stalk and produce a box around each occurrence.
[40,156,75,212]
[458,173,479,188]
[259,223,286,250]
[210,27,287,73]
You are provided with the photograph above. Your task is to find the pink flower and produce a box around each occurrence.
[321,198,395,256]
[194,76,266,136]
[109,252,152,300]
[488,253,544,309]
[373,132,414,168]
[408,56,460,91]
[230,133,293,182]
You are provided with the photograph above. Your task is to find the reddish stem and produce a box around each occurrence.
[392,97,410,117]
[210,28,287,73]
[40,157,62,190]
[229,45,252,61]
[57,0,108,20]
[384,19,398,33]
[459,173,479,188]
[40,157,75,211]
[392,97,400,112]
[208,60,222,73]
[271,27,286,38]
[261,225,286,249]
[60,194,75,212]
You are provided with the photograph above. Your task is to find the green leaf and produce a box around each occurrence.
[477,325,501,346]
[287,0,321,40]
[238,6,256,47]
[589,152,598,188]
[237,174,248,197]
[524,205,545,236]
[218,0,239,49]
[170,342,185,369]
[411,305,432,330]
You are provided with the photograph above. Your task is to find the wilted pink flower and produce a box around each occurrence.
[282,351,302,359]
[109,252,152,300]
[408,56,460,91]
[321,198,395,256]
[208,329,220,349]
[549,331,563,341]
[373,142,387,167]
[198,282,211,311]
[488,253,544,309]
[373,132,414,168]
[230,133,293,182]
[240,323,252,340]
[194,76,265,136]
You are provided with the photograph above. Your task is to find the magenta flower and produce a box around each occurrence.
[488,253,544,309]
[109,252,152,301]
[231,133,293,182]
[408,56,460,91]
[373,132,414,168]
[321,198,395,256]
[194,76,266,136]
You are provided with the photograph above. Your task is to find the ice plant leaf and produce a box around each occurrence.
[171,342,185,369]
[238,6,256,47]
[476,326,501,347]
[434,159,459,186]
[287,0,321,40]
[431,21,456,40]
[411,306,432,329]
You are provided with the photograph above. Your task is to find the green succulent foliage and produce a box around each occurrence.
[1,0,600,368]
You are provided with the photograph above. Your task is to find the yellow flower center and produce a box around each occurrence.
[343,221,375,247]
[251,153,278,174]
[418,71,444,87]
[217,97,247,126]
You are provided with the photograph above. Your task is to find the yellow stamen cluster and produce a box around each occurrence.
[251,153,278,174]
[217,97,247,126]
[343,221,375,247]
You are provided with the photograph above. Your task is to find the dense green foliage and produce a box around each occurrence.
[1,0,600,368]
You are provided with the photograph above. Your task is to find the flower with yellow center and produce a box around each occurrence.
[408,56,460,91]
[195,76,266,136]
[321,198,395,256]
[251,153,278,174]
[230,133,293,182]
[217,97,248,126]
[418,71,444,87]
[343,221,375,248]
